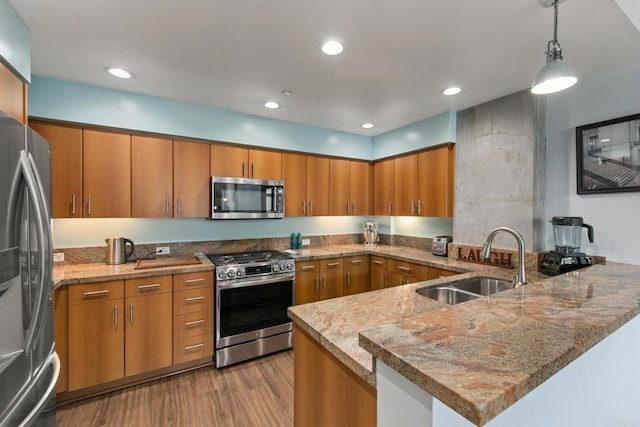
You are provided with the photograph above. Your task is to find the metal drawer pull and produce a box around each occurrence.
[82,290,110,297]
[398,266,411,272]
[165,197,170,215]
[184,278,205,284]
[301,265,315,271]
[184,343,204,351]
[87,195,92,215]
[185,296,205,302]
[351,260,362,265]
[137,283,160,290]
[184,319,205,327]
[314,277,319,292]
[372,260,383,265]
[347,202,350,215]
[326,262,340,267]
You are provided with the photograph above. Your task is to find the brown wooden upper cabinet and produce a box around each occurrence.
[174,140,210,218]
[282,153,329,216]
[211,144,281,180]
[329,159,371,216]
[373,158,394,215]
[418,144,455,217]
[30,120,83,218]
[0,62,27,124]
[83,129,131,218]
[131,135,173,217]
[393,154,419,216]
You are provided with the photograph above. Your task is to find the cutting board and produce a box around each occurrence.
[134,256,202,270]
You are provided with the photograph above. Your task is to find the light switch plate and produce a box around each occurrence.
[53,253,64,262]
[156,247,170,255]
[301,239,311,246]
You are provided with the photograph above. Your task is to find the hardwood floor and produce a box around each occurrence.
[56,350,294,427]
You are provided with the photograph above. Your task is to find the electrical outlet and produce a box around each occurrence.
[155,247,170,255]
[301,239,311,246]
[53,252,64,262]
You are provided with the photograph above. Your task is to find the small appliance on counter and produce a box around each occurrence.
[432,235,452,256]
[541,216,594,276]
[363,220,378,246]
[105,237,135,265]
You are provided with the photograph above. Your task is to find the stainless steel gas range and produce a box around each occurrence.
[207,250,295,368]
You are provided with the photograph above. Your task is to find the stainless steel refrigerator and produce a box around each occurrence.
[0,111,59,426]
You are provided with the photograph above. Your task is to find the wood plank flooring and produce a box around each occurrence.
[56,350,294,427]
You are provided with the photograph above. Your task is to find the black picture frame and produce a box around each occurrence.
[576,113,640,194]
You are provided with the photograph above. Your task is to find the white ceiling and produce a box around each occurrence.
[10,0,640,136]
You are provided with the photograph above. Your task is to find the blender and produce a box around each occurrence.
[540,216,594,276]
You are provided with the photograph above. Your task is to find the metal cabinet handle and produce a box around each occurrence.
[347,202,350,215]
[82,290,110,297]
[351,259,362,265]
[382,274,386,288]
[184,343,204,351]
[372,260,383,265]
[177,197,183,215]
[388,201,392,215]
[251,163,255,177]
[129,303,133,325]
[411,200,415,214]
[185,296,205,302]
[351,202,355,215]
[137,283,160,290]
[418,200,423,215]
[301,265,315,271]
[309,201,313,215]
[184,319,205,327]
[72,194,76,215]
[184,278,205,284]
[346,272,350,287]
[322,275,326,291]
[398,266,411,272]
[165,197,170,215]
[326,262,340,267]
[302,201,307,215]
[242,161,246,177]
[314,277,319,293]
[87,195,92,215]
[114,305,118,327]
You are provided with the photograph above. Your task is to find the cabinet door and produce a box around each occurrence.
[394,154,418,216]
[131,135,173,217]
[388,259,428,284]
[249,148,282,180]
[387,271,407,287]
[295,261,319,305]
[329,158,350,215]
[83,130,131,217]
[343,255,370,296]
[370,256,387,291]
[68,281,124,391]
[306,156,330,216]
[319,258,343,300]
[418,144,455,217]
[124,276,173,377]
[210,144,248,177]
[373,158,394,215]
[0,62,26,123]
[349,161,371,216]
[282,152,307,217]
[30,121,83,218]
[53,288,68,393]
[174,140,210,217]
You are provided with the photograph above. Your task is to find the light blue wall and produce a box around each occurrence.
[29,76,372,159]
[0,0,30,81]
[371,111,456,159]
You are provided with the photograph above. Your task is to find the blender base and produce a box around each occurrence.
[541,251,592,276]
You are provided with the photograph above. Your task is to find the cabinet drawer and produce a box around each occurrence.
[387,259,428,278]
[173,271,213,291]
[173,334,213,364]
[173,310,214,339]
[173,287,213,316]
[319,258,343,272]
[370,256,387,269]
[125,275,172,297]
[296,260,318,273]
[68,280,124,305]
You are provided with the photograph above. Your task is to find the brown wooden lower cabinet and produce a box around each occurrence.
[343,255,370,296]
[294,326,376,427]
[53,287,68,393]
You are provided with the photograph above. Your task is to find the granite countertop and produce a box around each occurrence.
[288,257,640,426]
[52,253,214,289]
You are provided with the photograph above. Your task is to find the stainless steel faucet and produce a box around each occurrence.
[481,226,527,287]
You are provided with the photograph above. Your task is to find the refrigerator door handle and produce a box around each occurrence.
[0,351,60,427]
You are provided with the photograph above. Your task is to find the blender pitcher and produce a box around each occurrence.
[551,217,594,253]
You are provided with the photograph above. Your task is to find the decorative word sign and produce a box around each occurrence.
[456,247,513,269]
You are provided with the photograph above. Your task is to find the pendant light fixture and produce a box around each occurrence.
[531,0,578,95]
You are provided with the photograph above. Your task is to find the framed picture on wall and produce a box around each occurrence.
[576,113,640,194]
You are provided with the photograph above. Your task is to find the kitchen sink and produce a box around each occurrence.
[416,287,480,304]
[416,276,514,305]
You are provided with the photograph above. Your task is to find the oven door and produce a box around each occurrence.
[216,274,294,349]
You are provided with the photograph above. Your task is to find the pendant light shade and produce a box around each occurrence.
[531,0,577,95]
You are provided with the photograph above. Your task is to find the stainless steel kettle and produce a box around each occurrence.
[105,237,135,265]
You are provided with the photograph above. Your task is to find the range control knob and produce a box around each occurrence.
[279,263,286,270]
[237,269,243,276]
[217,270,225,278]
[227,269,236,278]
[273,264,280,272]
[287,262,294,270]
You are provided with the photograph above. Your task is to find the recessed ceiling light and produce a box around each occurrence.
[321,40,344,55]
[443,87,462,96]
[361,123,374,129]
[104,66,135,79]
[264,101,280,109]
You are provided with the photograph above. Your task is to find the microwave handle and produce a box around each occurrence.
[271,187,283,213]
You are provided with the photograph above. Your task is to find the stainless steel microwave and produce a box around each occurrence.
[210,176,284,219]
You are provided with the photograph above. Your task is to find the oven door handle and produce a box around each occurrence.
[216,274,295,290]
